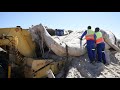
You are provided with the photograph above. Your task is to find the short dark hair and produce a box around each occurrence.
[87,26,91,29]
[95,27,100,32]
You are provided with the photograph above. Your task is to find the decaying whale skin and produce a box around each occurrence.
[100,30,120,52]
[29,24,120,57]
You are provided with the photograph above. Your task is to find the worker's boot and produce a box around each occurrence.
[97,60,102,63]
[94,58,97,62]
[104,63,109,66]
[90,60,95,64]
[103,60,109,66]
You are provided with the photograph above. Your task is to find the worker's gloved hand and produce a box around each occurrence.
[80,38,83,40]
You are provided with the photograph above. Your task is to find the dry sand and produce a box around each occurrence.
[48,50,120,78]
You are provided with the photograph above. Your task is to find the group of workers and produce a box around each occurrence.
[80,26,107,65]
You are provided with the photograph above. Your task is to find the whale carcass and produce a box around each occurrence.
[29,24,120,57]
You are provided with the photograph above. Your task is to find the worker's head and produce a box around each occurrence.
[87,26,91,29]
[95,27,100,32]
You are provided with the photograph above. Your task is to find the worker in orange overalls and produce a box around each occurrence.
[94,27,106,64]
[80,26,96,63]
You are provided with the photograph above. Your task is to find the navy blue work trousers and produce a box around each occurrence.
[86,42,96,62]
[96,42,106,64]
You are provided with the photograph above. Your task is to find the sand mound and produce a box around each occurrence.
[49,50,120,78]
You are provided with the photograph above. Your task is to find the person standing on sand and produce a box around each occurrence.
[94,27,107,64]
[80,26,96,64]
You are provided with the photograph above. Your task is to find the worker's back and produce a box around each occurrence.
[80,26,96,63]
[85,29,95,45]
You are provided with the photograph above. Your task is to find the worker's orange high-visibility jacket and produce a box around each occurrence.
[95,31,104,44]
[85,29,95,40]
